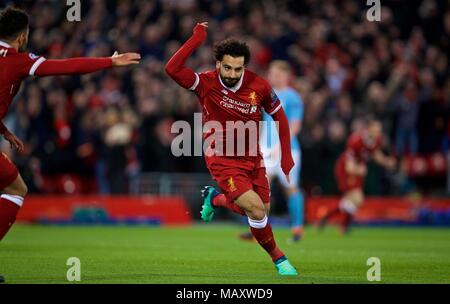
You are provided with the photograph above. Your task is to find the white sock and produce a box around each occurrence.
[339,199,357,215]
[248,215,268,229]
[1,194,24,207]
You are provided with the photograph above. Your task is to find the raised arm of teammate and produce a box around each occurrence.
[0,52,140,151]
[165,22,208,89]
[372,149,397,170]
[35,52,141,76]
[272,107,295,182]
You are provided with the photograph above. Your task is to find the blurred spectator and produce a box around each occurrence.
[0,0,448,195]
[394,81,420,156]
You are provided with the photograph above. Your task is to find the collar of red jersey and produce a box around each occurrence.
[363,133,376,148]
[0,40,12,48]
[218,70,245,93]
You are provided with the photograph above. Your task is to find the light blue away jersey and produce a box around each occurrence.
[261,87,303,151]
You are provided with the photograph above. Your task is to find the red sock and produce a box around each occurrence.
[339,199,356,233]
[341,211,353,232]
[323,207,341,222]
[249,217,285,262]
[0,197,21,241]
[212,194,246,216]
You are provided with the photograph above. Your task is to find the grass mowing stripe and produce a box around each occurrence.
[1,224,449,284]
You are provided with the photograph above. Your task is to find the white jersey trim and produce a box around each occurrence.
[0,40,12,48]
[268,104,282,115]
[189,73,200,91]
[29,57,46,76]
[218,70,244,93]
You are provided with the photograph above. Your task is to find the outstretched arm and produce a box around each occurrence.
[373,149,397,170]
[165,22,208,89]
[35,52,140,77]
[272,107,294,182]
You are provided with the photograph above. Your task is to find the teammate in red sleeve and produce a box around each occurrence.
[317,118,397,234]
[166,22,297,275]
[0,7,140,280]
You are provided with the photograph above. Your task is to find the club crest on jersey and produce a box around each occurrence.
[29,53,39,60]
[249,91,258,114]
[228,177,237,192]
[248,91,257,105]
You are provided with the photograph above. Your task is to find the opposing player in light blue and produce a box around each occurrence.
[240,60,305,243]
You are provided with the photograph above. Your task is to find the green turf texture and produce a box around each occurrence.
[1,224,449,284]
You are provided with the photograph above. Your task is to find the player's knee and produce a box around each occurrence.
[352,190,364,205]
[14,178,28,197]
[264,203,270,215]
[355,194,364,206]
[4,176,28,197]
[246,202,266,220]
[19,182,28,197]
[346,189,362,205]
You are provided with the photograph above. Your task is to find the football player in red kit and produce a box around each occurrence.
[317,118,397,234]
[0,7,140,281]
[165,22,298,275]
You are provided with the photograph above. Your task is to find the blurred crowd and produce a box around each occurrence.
[0,0,449,195]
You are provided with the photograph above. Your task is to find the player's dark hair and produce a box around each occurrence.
[214,38,250,65]
[0,7,29,41]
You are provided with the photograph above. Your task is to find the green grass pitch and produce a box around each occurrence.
[1,224,449,284]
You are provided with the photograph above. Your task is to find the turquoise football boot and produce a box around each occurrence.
[200,186,219,222]
[275,259,298,276]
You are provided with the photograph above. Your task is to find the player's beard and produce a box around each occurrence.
[220,74,240,88]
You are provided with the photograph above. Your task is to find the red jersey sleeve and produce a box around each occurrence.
[374,136,383,151]
[262,81,281,115]
[190,71,213,99]
[345,133,363,159]
[34,57,112,76]
[17,52,46,78]
[165,23,207,91]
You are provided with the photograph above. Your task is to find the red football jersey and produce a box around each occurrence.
[189,69,281,157]
[0,40,46,121]
[344,131,382,163]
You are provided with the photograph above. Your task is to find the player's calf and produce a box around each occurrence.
[235,190,298,275]
[338,190,363,234]
[0,174,27,241]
